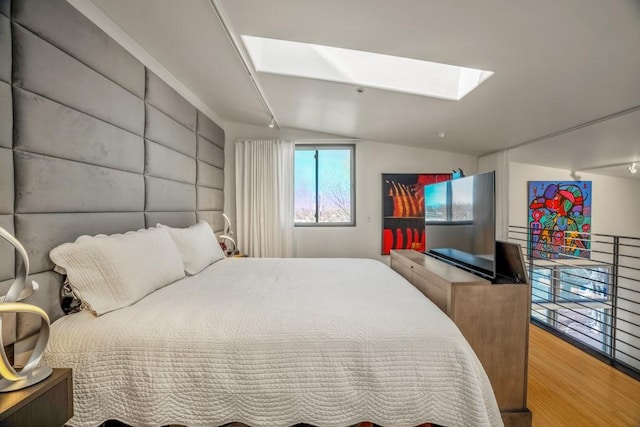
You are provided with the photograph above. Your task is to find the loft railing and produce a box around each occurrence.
[508,225,640,379]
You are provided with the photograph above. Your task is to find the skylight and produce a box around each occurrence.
[241,35,494,101]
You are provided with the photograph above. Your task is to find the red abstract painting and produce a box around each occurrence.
[381,173,451,255]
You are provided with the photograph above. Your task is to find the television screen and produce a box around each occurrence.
[424,171,496,279]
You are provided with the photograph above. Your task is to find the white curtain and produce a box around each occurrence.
[235,140,295,257]
[479,150,511,241]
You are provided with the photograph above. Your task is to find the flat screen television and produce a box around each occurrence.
[424,171,496,279]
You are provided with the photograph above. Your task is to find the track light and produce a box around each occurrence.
[268,117,275,128]
[628,162,637,175]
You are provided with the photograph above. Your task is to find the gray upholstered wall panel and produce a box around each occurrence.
[13,24,144,136]
[145,140,196,184]
[197,187,224,211]
[146,71,196,130]
[14,152,144,213]
[0,279,13,295]
[197,110,224,148]
[1,3,13,343]
[0,147,12,213]
[0,215,15,281]
[0,14,9,82]
[0,82,11,148]
[13,0,145,98]
[197,135,224,169]
[15,212,145,274]
[197,160,224,189]
[0,0,9,18]
[16,271,64,340]
[145,212,196,229]
[145,104,196,157]
[145,176,196,212]
[1,0,225,336]
[13,88,144,173]
[197,211,225,233]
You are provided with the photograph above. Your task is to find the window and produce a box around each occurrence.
[558,267,610,302]
[531,268,552,303]
[241,35,494,101]
[294,145,355,225]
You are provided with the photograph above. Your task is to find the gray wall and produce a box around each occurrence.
[0,0,225,344]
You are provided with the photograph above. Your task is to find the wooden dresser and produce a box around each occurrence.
[390,249,532,427]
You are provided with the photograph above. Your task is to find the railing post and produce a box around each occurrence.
[610,236,619,360]
[527,226,535,293]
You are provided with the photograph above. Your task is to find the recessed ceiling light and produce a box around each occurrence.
[438,131,446,138]
[242,35,494,101]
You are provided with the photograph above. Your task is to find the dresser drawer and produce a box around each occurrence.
[390,258,412,282]
[412,270,448,312]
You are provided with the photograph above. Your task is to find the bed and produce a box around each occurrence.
[41,231,502,427]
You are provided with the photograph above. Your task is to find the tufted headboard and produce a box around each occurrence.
[0,0,225,347]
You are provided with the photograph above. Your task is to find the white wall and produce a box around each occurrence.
[223,123,479,262]
[508,162,640,238]
[223,121,347,235]
[295,141,478,261]
[294,140,479,262]
[508,161,640,370]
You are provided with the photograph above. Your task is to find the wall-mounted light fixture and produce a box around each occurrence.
[219,213,237,256]
[572,160,639,178]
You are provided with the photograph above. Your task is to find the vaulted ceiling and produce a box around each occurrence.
[73,0,640,177]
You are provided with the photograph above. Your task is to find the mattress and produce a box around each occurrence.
[42,257,502,427]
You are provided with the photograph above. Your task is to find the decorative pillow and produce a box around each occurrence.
[49,227,185,316]
[157,221,225,275]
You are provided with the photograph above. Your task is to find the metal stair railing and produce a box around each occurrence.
[508,225,640,380]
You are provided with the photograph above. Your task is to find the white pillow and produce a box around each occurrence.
[157,221,225,275]
[50,227,185,316]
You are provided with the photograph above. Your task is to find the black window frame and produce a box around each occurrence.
[294,144,356,227]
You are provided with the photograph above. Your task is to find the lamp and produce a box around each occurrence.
[628,162,637,175]
[222,213,232,235]
[0,227,52,392]
[268,117,276,128]
[220,213,237,255]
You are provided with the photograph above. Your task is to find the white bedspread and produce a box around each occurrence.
[42,258,502,427]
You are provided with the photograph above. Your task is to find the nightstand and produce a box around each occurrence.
[0,368,73,426]
[225,250,247,258]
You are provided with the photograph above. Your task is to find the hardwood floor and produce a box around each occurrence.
[528,325,640,427]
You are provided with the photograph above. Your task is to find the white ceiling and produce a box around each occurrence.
[84,0,640,177]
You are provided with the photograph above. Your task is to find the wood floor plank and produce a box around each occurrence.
[528,325,640,427]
